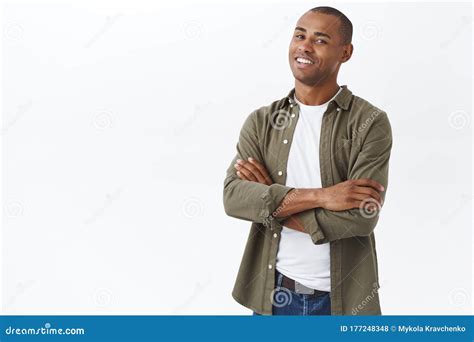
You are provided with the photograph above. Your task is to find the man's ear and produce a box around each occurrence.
[341,44,354,63]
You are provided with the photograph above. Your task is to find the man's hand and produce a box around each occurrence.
[234,157,305,232]
[320,179,384,212]
[234,158,273,185]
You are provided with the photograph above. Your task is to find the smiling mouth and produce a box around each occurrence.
[295,57,315,65]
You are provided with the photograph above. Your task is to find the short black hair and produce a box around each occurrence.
[309,6,352,45]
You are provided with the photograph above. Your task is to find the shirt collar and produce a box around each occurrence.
[285,85,353,110]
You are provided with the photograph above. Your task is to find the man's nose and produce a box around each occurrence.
[297,40,313,53]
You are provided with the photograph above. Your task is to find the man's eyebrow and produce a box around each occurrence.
[294,26,332,39]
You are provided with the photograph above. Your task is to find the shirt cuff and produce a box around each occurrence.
[259,183,294,225]
[298,209,327,244]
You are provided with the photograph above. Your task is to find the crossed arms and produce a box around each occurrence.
[223,110,392,244]
[234,157,384,234]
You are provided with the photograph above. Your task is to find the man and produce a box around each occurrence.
[223,6,392,315]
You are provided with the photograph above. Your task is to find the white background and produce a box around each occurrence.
[1,0,472,315]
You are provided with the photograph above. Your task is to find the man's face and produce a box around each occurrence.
[289,11,350,86]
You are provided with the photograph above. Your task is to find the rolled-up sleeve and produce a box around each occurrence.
[223,111,294,224]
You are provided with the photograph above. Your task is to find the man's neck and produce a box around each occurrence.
[294,79,341,106]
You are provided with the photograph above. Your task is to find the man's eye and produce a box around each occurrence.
[315,39,327,44]
[295,34,304,40]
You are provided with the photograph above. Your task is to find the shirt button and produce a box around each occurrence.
[273,233,278,238]
[268,264,273,269]
[336,107,341,112]
[277,171,283,176]
[290,104,294,108]
[283,139,288,144]
[291,113,296,118]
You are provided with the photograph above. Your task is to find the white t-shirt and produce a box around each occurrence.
[275,87,342,292]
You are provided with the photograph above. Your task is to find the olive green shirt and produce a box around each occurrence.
[223,85,392,315]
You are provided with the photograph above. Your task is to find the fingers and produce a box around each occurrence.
[349,200,380,211]
[247,158,273,185]
[235,160,263,183]
[236,170,250,181]
[353,178,384,192]
[235,162,258,182]
[234,158,271,185]
[350,193,382,208]
[353,186,383,205]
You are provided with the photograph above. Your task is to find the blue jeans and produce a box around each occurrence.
[253,269,331,315]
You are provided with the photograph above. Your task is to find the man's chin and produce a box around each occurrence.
[293,74,320,87]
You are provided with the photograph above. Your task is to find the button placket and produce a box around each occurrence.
[264,99,299,315]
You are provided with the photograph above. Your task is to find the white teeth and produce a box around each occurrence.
[296,57,313,64]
